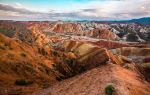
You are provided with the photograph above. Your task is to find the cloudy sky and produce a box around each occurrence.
[0,0,149,21]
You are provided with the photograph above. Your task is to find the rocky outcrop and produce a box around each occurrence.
[110,23,150,42]
[92,40,130,49]
[87,29,120,40]
[33,63,150,95]
[0,21,149,95]
[110,47,150,63]
[0,34,57,87]
[52,23,83,34]
[1,21,149,42]
[61,40,131,67]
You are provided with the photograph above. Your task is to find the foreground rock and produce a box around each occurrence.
[33,63,150,95]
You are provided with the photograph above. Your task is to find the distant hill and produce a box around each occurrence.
[101,17,150,25]
[78,17,150,25]
[128,17,150,25]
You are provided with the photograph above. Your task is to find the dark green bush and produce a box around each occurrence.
[105,84,115,95]
[20,52,27,57]
[15,79,33,86]
[79,66,86,73]
[40,48,48,55]
[52,51,58,56]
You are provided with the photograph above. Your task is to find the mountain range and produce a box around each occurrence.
[0,20,149,95]
[78,17,150,25]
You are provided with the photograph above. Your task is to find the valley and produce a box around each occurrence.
[0,20,150,95]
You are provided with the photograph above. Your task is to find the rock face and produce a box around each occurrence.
[111,47,150,83]
[62,40,110,70]
[50,22,120,41]
[110,23,150,42]
[0,32,78,88]
[0,21,149,95]
[1,21,150,42]
[111,47,150,63]
[52,23,83,34]
[61,40,130,67]
[48,22,150,42]
[87,29,120,40]
[91,40,130,49]
[33,64,150,95]
[0,32,129,88]
[124,32,145,42]
[0,34,57,86]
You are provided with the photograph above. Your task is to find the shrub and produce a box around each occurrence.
[15,79,33,86]
[0,28,15,37]
[52,51,58,56]
[0,45,6,50]
[64,58,74,66]
[40,48,48,55]
[105,84,115,95]
[79,66,86,73]
[7,53,14,59]
[20,52,27,57]
[4,43,9,46]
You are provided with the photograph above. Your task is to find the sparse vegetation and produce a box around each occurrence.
[9,88,23,95]
[52,50,58,56]
[0,28,15,37]
[38,48,48,55]
[7,53,14,59]
[136,63,150,82]
[15,79,33,86]
[0,45,6,50]
[79,66,86,73]
[105,84,115,95]
[20,52,27,57]
[0,19,150,95]
[64,58,75,67]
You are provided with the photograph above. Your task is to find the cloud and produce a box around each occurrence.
[80,9,97,12]
[77,0,150,20]
[0,3,41,14]
[0,0,150,21]
[0,3,49,21]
